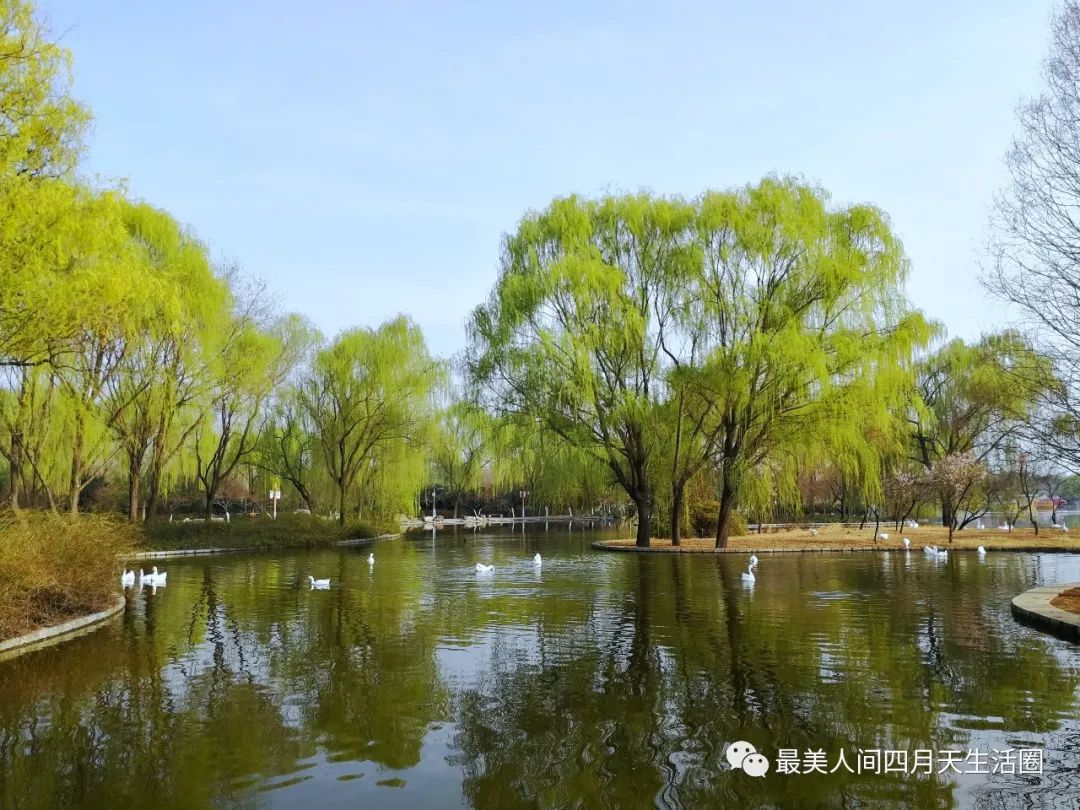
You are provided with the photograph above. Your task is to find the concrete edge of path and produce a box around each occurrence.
[591,540,1080,555]
[336,533,400,546]
[0,593,126,661]
[1011,583,1080,644]
[131,533,399,559]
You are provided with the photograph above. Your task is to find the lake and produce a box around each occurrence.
[1,527,1078,808]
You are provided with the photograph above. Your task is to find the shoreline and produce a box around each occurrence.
[132,533,399,559]
[592,532,1080,554]
[0,594,126,661]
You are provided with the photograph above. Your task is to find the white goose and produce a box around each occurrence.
[533,553,542,566]
[141,566,167,586]
[977,545,987,556]
[120,569,135,587]
[368,552,375,565]
[741,560,757,583]
[307,575,330,588]
[903,538,911,549]
[475,563,494,574]
[923,545,938,556]
[749,555,759,568]
[877,532,889,542]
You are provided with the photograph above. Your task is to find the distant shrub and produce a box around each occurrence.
[689,499,748,538]
[0,512,135,641]
[141,512,384,550]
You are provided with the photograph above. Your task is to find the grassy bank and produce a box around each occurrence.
[139,513,386,551]
[0,513,135,642]
[602,523,1080,552]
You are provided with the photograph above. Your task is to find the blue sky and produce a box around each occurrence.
[48,0,1054,357]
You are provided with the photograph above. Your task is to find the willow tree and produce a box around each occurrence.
[682,179,932,547]
[0,0,87,181]
[0,0,88,370]
[254,388,322,513]
[467,195,693,546]
[485,414,615,516]
[106,201,228,521]
[193,310,309,519]
[909,332,1051,527]
[430,398,488,519]
[48,189,166,514]
[300,316,439,526]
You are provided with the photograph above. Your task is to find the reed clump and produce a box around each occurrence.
[0,512,134,641]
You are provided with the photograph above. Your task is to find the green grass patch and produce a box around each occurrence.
[0,512,135,642]
[139,513,386,551]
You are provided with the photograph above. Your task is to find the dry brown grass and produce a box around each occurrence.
[0,511,135,641]
[603,522,1080,552]
[1051,587,1080,614]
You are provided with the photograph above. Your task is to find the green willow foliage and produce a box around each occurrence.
[0,0,1050,541]
[0,1,439,528]
[468,180,934,547]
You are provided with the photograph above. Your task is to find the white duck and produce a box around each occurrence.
[307,575,330,588]
[120,569,135,587]
[533,553,542,566]
[141,566,167,585]
[903,538,911,549]
[809,528,818,537]
[977,545,987,556]
[923,545,938,555]
[475,563,494,574]
[877,532,889,542]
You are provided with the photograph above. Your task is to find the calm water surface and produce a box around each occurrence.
[1,528,1079,809]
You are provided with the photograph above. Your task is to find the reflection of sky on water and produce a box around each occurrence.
[3,531,1080,808]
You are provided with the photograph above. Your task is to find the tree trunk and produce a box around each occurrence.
[940,495,952,533]
[635,500,651,547]
[338,480,346,527]
[670,480,684,546]
[9,430,22,513]
[204,486,216,521]
[128,470,140,523]
[68,412,85,516]
[715,474,736,549]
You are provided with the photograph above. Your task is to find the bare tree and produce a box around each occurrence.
[987,1,1080,468]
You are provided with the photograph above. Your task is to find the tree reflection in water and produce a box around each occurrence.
[0,532,1077,808]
